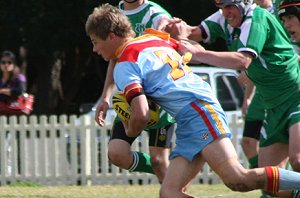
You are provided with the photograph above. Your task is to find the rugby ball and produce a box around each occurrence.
[112,93,160,127]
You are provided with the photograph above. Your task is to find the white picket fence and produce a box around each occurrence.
[0,114,246,186]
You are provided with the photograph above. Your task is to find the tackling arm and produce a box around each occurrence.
[178,40,253,70]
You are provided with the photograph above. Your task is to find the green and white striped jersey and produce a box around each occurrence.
[201,4,300,109]
[118,0,171,36]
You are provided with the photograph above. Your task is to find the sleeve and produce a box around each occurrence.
[10,74,26,97]
[151,13,171,30]
[148,2,172,29]
[240,21,267,56]
[201,10,227,43]
[113,62,144,104]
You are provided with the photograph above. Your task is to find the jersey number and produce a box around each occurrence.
[154,50,191,81]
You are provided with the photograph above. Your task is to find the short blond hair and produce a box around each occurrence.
[85,3,135,39]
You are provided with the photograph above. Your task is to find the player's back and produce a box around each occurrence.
[115,35,221,117]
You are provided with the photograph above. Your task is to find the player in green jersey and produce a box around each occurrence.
[277,2,300,197]
[164,0,300,196]
[239,0,275,171]
[94,0,176,184]
[278,0,300,59]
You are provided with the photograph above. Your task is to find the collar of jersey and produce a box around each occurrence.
[115,28,178,58]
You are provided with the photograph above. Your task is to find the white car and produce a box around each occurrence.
[84,65,244,124]
[68,66,244,172]
[190,66,244,119]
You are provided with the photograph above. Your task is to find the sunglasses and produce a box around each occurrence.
[0,61,13,65]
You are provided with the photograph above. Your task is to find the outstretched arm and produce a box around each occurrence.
[177,40,253,70]
[95,59,116,126]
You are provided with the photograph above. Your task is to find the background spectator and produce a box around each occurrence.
[0,50,26,102]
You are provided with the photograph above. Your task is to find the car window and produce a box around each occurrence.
[216,74,244,111]
[196,73,210,84]
[193,71,244,111]
[225,75,244,107]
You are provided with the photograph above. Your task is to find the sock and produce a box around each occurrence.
[265,166,300,194]
[291,190,300,198]
[128,151,154,174]
[285,161,293,171]
[248,155,258,168]
[260,191,274,198]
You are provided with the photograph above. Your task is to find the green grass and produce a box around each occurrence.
[0,184,261,198]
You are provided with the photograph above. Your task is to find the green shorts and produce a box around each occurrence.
[260,91,300,147]
[245,91,266,121]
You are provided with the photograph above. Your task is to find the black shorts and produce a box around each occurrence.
[110,121,174,148]
[242,120,263,140]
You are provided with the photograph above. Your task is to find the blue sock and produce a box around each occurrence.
[278,168,300,189]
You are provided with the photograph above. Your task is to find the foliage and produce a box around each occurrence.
[0,0,222,115]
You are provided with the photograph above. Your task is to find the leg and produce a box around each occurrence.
[108,139,133,169]
[241,120,262,168]
[148,123,175,182]
[241,137,259,159]
[241,91,265,169]
[203,136,265,192]
[203,136,300,194]
[289,122,300,172]
[108,120,154,174]
[160,154,206,198]
[258,143,289,168]
[257,102,300,197]
[258,141,289,198]
[149,147,169,182]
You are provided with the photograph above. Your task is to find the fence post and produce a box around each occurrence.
[0,116,8,185]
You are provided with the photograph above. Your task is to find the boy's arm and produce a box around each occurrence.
[95,59,116,126]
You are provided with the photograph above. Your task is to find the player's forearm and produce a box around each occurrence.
[127,119,148,137]
[193,50,252,70]
[127,115,148,137]
[100,60,116,102]
[126,96,149,137]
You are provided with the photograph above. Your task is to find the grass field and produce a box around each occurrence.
[0,183,261,198]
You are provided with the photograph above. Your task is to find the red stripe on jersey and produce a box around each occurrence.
[124,83,143,104]
[190,101,218,139]
[117,39,178,63]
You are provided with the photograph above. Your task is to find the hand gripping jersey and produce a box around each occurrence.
[113,29,220,119]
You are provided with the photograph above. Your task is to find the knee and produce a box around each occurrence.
[150,155,168,169]
[289,156,300,172]
[241,138,256,149]
[241,138,250,147]
[108,149,126,167]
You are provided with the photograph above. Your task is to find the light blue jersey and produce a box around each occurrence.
[114,34,219,118]
[113,31,231,160]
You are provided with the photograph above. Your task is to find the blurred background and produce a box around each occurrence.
[0,0,224,115]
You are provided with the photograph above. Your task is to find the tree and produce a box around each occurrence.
[0,0,221,115]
